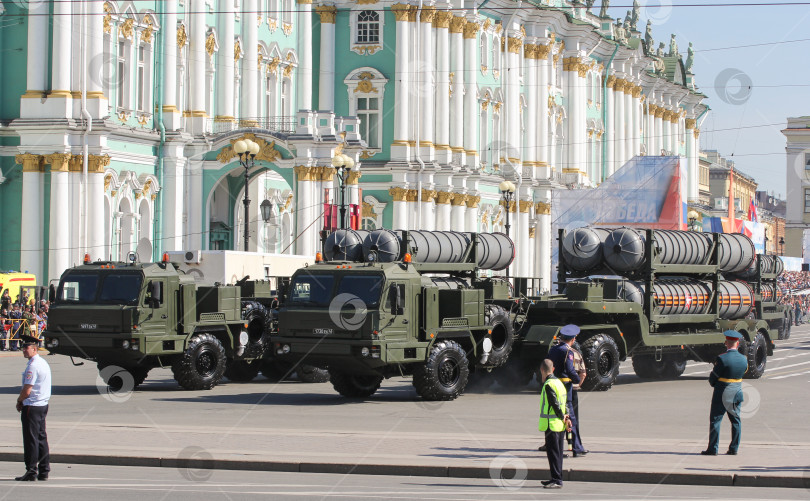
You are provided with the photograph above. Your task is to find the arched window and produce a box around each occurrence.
[356,11,380,44]
[492,36,500,71]
[344,68,388,150]
[357,96,380,148]
[479,33,487,71]
[479,106,488,169]
[116,35,131,110]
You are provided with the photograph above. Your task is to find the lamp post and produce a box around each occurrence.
[331,153,355,230]
[260,199,273,253]
[764,228,769,256]
[234,139,261,251]
[779,236,785,256]
[499,180,516,278]
[687,209,699,231]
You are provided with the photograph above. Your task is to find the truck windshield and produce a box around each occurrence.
[56,274,99,303]
[288,274,335,306]
[99,273,143,305]
[336,275,383,308]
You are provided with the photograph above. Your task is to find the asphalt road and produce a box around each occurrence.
[0,462,806,500]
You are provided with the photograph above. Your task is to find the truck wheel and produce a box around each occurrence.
[493,357,535,389]
[413,340,470,401]
[329,371,383,398]
[241,301,273,356]
[261,360,293,382]
[484,305,514,368]
[579,334,620,391]
[224,360,262,382]
[783,318,792,340]
[97,364,148,391]
[743,332,768,379]
[631,355,662,379]
[660,354,687,379]
[297,365,330,383]
[171,333,227,390]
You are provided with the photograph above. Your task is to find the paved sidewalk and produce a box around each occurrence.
[0,420,807,488]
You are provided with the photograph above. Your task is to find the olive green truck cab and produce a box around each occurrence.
[272,230,516,401]
[43,257,276,390]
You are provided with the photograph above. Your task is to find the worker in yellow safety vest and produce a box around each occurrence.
[538,358,572,489]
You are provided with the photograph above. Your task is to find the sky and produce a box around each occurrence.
[603,0,810,199]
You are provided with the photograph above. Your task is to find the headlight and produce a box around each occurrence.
[361,347,370,357]
[482,338,493,354]
[122,340,130,349]
[282,344,291,354]
[51,338,59,348]
[239,331,249,346]
[131,341,139,351]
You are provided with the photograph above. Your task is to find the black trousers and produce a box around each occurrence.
[544,429,564,485]
[21,405,49,475]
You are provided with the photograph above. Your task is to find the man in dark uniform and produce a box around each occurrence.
[15,334,51,481]
[702,330,748,456]
[546,324,587,457]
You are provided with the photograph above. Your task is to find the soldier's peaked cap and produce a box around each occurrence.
[560,324,580,339]
[19,334,39,346]
[723,330,743,340]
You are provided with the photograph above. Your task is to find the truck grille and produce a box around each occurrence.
[200,312,226,321]
[442,317,469,328]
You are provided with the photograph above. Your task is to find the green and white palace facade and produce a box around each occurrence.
[0,0,706,292]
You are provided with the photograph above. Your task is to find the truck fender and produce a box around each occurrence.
[577,325,628,361]
[429,331,479,359]
[185,329,234,356]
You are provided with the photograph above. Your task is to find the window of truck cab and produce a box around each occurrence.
[288,274,336,306]
[56,274,100,303]
[336,274,384,308]
[100,272,144,305]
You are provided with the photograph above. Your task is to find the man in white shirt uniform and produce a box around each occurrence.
[15,334,51,481]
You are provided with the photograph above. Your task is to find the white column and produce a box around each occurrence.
[16,156,43,279]
[654,108,663,156]
[462,21,478,168]
[391,5,411,160]
[434,12,451,164]
[317,6,337,110]
[451,196,466,230]
[88,156,107,261]
[44,0,72,118]
[518,201,530,278]
[20,1,49,116]
[436,194,452,231]
[536,194,552,293]
[162,143,186,251]
[420,190,435,231]
[295,167,316,256]
[624,84,633,162]
[214,2,235,128]
[685,120,698,202]
[662,109,671,154]
[465,197,480,232]
[189,0,207,132]
[389,188,408,229]
[419,7,435,158]
[614,80,625,170]
[524,43,537,172]
[505,36,522,165]
[187,159,204,250]
[449,17,465,157]
[537,44,550,172]
[296,0,313,110]
[161,0,181,129]
[44,155,70,280]
[605,77,615,177]
[565,54,585,179]
[241,0,259,126]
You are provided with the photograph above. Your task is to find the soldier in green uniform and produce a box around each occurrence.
[701,330,748,456]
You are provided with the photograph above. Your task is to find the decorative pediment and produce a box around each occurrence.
[217,134,282,164]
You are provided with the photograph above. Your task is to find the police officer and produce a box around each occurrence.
[701,330,747,456]
[15,334,51,481]
[538,359,571,489]
[546,324,587,457]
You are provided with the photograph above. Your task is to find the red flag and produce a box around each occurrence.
[748,199,759,222]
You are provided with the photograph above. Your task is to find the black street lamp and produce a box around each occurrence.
[687,209,699,231]
[234,138,260,251]
[779,236,785,256]
[332,153,355,230]
[499,180,516,278]
[764,228,770,256]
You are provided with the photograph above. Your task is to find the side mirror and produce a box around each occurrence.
[150,281,162,307]
[48,284,56,303]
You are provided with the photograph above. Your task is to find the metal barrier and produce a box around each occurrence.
[1,318,43,345]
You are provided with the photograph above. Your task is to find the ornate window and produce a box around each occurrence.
[116,37,131,110]
[350,10,384,55]
[479,33,488,74]
[344,68,388,150]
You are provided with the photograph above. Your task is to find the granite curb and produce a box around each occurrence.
[0,451,805,489]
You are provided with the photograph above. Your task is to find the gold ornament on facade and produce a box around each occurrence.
[117,110,131,123]
[353,73,378,93]
[103,174,112,191]
[316,5,337,23]
[694,128,700,139]
[103,2,113,34]
[361,201,375,217]
[87,154,111,174]
[268,17,278,32]
[346,171,362,185]
[433,11,452,28]
[405,189,419,202]
[492,102,502,113]
[523,44,536,59]
[352,45,382,56]
[528,227,536,238]
[606,74,616,88]
[577,61,590,78]
[465,195,481,208]
[177,24,188,49]
[234,40,242,61]
[406,5,418,22]
[507,37,522,54]
[388,187,408,201]
[45,153,72,173]
[120,18,134,40]
[218,134,282,164]
[436,191,454,204]
[449,16,466,33]
[420,5,436,23]
[450,193,468,206]
[137,114,149,127]
[495,23,503,34]
[500,200,517,213]
[482,18,491,31]
[359,150,376,160]
[283,64,294,78]
[518,200,533,213]
[282,23,293,36]
[685,118,696,130]
[535,201,551,215]
[547,95,555,109]
[536,43,551,59]
[463,21,479,39]
[391,3,410,22]
[481,100,489,111]
[140,16,154,44]
[421,189,437,202]
[205,33,217,57]
[282,193,294,212]
[267,56,281,75]
[15,153,44,173]
[293,165,315,181]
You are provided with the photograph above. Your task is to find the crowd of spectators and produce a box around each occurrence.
[778,271,810,325]
[0,289,49,350]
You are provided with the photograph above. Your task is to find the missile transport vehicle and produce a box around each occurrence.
[276,226,778,399]
[43,253,325,391]
[272,229,516,401]
[497,227,776,390]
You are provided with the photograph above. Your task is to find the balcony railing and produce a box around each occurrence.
[207,116,297,135]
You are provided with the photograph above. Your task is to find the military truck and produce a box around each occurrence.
[272,229,517,401]
[496,228,777,391]
[42,254,323,391]
[730,254,791,340]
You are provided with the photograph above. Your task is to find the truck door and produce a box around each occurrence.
[141,279,169,346]
[384,282,411,341]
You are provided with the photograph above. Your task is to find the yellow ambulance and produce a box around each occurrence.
[0,273,38,305]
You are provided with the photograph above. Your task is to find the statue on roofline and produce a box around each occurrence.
[644,20,653,55]
[668,34,679,57]
[614,18,628,45]
[631,0,640,30]
[685,42,695,73]
[599,0,610,19]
